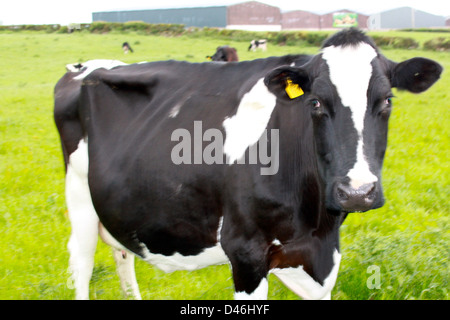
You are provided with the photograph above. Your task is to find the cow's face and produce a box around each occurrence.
[210,47,227,62]
[265,36,442,213]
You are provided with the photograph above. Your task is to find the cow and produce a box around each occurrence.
[249,39,267,51]
[122,42,134,54]
[54,29,442,300]
[207,46,239,62]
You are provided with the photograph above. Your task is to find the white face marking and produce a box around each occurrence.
[223,78,277,164]
[271,249,341,300]
[73,59,127,80]
[347,143,377,189]
[235,278,268,300]
[322,43,378,189]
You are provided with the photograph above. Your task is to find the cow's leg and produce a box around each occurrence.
[271,250,341,300]
[66,139,98,300]
[222,238,269,300]
[234,277,269,300]
[99,224,142,300]
[112,250,142,300]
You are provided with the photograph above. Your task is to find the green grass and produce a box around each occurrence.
[0,31,448,300]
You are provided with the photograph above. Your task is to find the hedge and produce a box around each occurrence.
[0,22,447,50]
[423,37,450,51]
[371,35,420,49]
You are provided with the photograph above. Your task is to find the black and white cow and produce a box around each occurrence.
[54,29,442,300]
[249,39,267,51]
[122,42,134,54]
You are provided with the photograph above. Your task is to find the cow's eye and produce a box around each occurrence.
[384,97,392,105]
[311,99,321,108]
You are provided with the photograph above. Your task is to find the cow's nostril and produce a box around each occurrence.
[335,182,377,212]
[365,184,376,200]
[336,187,349,200]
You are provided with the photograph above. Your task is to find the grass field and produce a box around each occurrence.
[0,30,448,300]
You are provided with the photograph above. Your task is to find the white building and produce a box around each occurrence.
[368,7,446,29]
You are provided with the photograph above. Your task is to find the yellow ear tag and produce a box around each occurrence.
[285,79,304,99]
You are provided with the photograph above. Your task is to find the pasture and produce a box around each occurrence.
[0,30,448,300]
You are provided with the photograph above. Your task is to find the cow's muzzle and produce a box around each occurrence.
[334,182,382,212]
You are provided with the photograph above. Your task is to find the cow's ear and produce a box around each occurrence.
[264,66,311,100]
[390,57,443,93]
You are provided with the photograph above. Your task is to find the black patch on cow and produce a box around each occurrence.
[322,27,377,50]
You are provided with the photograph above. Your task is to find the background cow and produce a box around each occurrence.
[54,29,442,300]
[122,42,133,54]
[249,39,267,51]
[65,63,83,72]
[207,45,239,62]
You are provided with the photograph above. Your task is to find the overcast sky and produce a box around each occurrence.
[0,0,448,25]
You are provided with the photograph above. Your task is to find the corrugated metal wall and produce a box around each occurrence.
[92,2,444,30]
[93,7,227,28]
[368,7,445,29]
[282,11,320,29]
[227,1,281,26]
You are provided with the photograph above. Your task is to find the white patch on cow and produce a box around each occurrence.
[322,43,378,189]
[217,216,224,242]
[138,217,228,273]
[168,94,192,118]
[66,138,100,299]
[223,78,277,164]
[169,103,182,118]
[174,184,183,194]
[73,59,127,80]
[271,249,341,300]
[139,243,228,273]
[235,278,268,300]
[271,238,281,246]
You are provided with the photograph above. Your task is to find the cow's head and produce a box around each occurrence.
[208,46,234,62]
[265,29,442,213]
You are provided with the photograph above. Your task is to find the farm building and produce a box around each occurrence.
[92,1,447,31]
[93,6,228,28]
[282,9,368,30]
[226,1,281,31]
[319,10,369,29]
[368,7,446,29]
[282,10,320,30]
[93,1,282,31]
